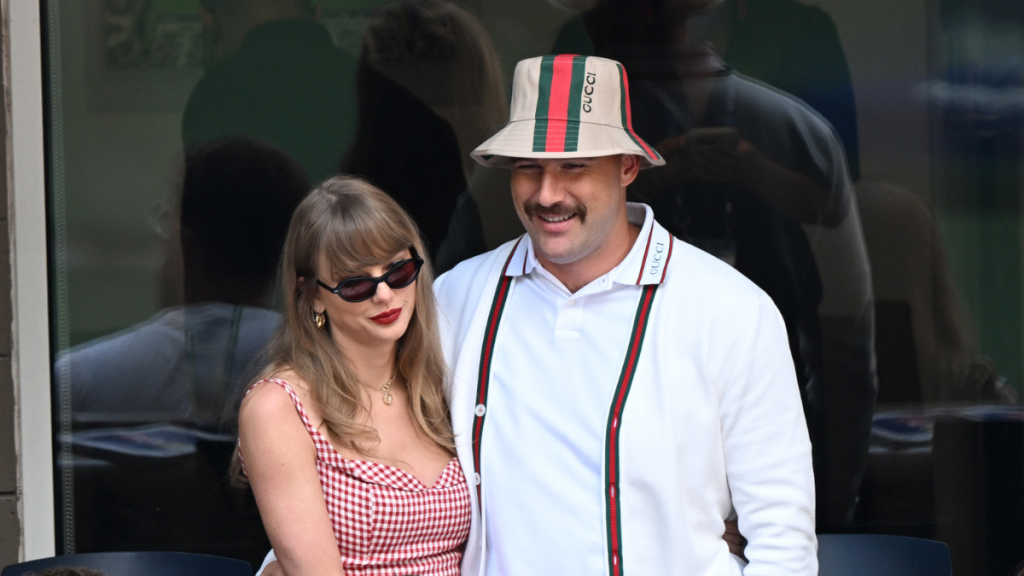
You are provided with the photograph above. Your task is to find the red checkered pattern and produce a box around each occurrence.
[242,378,471,575]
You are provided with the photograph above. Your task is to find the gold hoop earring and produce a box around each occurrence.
[311,308,326,329]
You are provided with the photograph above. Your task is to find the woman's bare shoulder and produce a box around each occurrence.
[245,367,312,398]
[240,368,311,424]
[238,382,318,480]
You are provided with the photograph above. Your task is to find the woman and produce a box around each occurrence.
[237,176,471,576]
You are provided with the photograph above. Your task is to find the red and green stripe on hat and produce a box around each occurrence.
[472,55,665,167]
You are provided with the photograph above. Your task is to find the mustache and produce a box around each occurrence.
[524,201,588,221]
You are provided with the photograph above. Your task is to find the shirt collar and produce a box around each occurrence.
[505,203,675,286]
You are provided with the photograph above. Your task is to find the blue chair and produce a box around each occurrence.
[2,551,253,576]
[818,534,952,576]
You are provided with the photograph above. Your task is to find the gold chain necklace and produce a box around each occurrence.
[381,371,397,405]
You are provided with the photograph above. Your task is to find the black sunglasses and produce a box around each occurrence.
[317,257,424,303]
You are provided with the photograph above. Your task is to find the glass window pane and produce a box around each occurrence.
[42,0,1024,574]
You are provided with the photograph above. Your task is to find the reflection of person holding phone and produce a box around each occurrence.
[657,123,848,226]
[608,31,870,528]
[627,56,852,265]
[553,0,862,181]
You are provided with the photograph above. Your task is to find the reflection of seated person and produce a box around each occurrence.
[57,139,309,427]
[183,0,357,182]
[856,181,1015,405]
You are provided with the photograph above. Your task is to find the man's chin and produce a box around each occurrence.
[531,241,583,266]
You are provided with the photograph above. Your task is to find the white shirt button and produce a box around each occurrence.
[475,404,486,417]
[567,299,576,307]
[474,473,481,485]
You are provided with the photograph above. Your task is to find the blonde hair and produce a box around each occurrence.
[261,176,453,454]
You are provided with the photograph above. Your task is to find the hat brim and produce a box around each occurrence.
[471,119,666,169]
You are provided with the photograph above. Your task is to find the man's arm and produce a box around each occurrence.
[262,559,283,576]
[257,551,280,576]
[716,293,817,575]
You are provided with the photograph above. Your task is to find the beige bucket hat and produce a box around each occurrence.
[471,55,665,168]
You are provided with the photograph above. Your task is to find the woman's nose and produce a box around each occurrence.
[372,280,394,303]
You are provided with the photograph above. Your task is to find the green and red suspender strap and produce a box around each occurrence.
[471,237,523,504]
[471,236,663,576]
[604,284,658,576]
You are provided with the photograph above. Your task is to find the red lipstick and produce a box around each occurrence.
[370,308,402,325]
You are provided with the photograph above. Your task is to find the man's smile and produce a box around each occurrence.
[538,213,577,223]
[524,200,588,228]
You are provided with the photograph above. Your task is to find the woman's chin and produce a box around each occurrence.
[364,318,412,344]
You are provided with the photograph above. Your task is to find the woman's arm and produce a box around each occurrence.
[239,382,345,576]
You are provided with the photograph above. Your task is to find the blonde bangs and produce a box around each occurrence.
[318,192,417,280]
[241,175,453,472]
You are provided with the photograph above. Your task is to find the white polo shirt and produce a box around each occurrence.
[482,203,662,576]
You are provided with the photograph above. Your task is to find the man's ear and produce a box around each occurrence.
[620,154,641,187]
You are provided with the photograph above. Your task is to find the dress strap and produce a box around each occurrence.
[248,378,319,438]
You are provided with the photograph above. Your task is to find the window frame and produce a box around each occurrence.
[9,0,57,561]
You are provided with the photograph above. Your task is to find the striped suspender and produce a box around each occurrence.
[471,239,660,576]
[605,284,659,576]
[471,238,522,505]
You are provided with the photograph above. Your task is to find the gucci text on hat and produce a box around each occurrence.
[471,55,665,168]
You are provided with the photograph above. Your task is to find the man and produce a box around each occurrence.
[260,55,813,575]
[438,55,815,575]
[183,0,357,182]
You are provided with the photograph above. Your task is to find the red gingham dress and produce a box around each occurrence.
[242,378,472,575]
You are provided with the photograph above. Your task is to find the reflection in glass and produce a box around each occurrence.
[54,138,309,564]
[345,0,508,261]
[40,0,1024,573]
[183,0,358,182]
